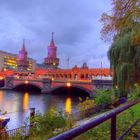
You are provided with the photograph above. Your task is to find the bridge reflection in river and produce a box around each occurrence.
[0,89,88,130]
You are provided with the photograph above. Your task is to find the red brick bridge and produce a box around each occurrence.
[35,66,112,80]
[0,67,112,96]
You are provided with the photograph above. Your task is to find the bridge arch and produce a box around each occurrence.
[50,85,91,96]
[13,83,42,91]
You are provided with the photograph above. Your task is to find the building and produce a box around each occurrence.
[0,51,17,71]
[0,45,36,72]
[36,63,47,70]
[44,32,59,69]
[17,40,29,72]
[81,62,88,69]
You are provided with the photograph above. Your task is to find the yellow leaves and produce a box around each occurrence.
[77,97,95,111]
[131,31,140,46]
[77,97,95,118]
[131,127,138,135]
[100,0,140,41]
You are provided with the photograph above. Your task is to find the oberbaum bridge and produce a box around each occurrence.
[0,33,112,96]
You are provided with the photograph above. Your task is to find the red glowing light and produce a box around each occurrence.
[25,80,28,84]
[66,82,71,87]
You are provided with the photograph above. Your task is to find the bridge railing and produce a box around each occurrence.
[49,99,140,140]
[52,79,92,83]
[0,125,31,140]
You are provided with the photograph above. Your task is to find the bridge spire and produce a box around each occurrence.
[22,39,26,51]
[17,40,29,71]
[50,32,55,47]
[44,32,59,69]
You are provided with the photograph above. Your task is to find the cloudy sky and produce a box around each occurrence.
[0,0,112,68]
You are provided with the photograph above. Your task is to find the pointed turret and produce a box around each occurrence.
[18,40,27,61]
[50,32,55,48]
[17,40,29,71]
[44,33,59,69]
[47,32,57,58]
[22,39,26,51]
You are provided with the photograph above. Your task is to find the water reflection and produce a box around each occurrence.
[23,92,29,110]
[0,90,3,104]
[65,97,72,114]
[0,90,88,130]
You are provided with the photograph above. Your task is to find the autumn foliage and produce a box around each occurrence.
[101,0,140,97]
[101,0,140,41]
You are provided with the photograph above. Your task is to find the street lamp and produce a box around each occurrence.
[66,82,71,87]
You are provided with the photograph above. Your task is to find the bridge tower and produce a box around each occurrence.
[44,32,59,69]
[17,40,29,71]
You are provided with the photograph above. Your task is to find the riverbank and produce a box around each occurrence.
[73,101,140,140]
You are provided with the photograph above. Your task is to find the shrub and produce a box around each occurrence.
[77,97,95,118]
[128,85,140,101]
[8,108,68,140]
[95,89,112,109]
[28,108,67,139]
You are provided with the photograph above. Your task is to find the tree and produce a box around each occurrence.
[101,0,140,41]
[100,0,140,97]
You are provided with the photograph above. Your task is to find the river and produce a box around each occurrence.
[0,89,88,130]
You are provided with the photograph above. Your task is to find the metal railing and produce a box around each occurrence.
[0,125,31,140]
[49,99,140,140]
[0,108,35,140]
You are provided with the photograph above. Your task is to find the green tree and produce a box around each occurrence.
[95,89,112,108]
[101,0,140,97]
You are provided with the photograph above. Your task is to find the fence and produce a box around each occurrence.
[0,125,31,140]
[0,108,35,140]
[49,99,140,140]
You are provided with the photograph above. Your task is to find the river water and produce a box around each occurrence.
[0,89,88,130]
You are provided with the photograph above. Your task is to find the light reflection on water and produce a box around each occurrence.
[65,97,72,114]
[0,90,88,130]
[23,92,29,110]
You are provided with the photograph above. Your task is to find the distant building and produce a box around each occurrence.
[17,40,29,72]
[36,63,47,70]
[0,51,18,71]
[81,62,88,69]
[44,33,59,69]
[0,43,36,72]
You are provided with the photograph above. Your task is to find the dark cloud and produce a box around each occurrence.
[0,0,111,68]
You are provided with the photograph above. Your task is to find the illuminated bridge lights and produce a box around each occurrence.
[0,77,4,80]
[25,80,29,84]
[66,82,71,87]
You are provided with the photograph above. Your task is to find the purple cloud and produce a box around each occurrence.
[0,0,112,68]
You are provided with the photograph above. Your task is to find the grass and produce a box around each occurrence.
[73,103,140,140]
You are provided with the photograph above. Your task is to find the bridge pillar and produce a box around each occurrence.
[41,78,52,93]
[4,76,14,89]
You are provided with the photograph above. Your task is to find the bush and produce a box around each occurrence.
[95,89,112,109]
[128,85,140,101]
[77,97,95,118]
[8,108,68,140]
[28,108,67,139]
[112,88,122,99]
